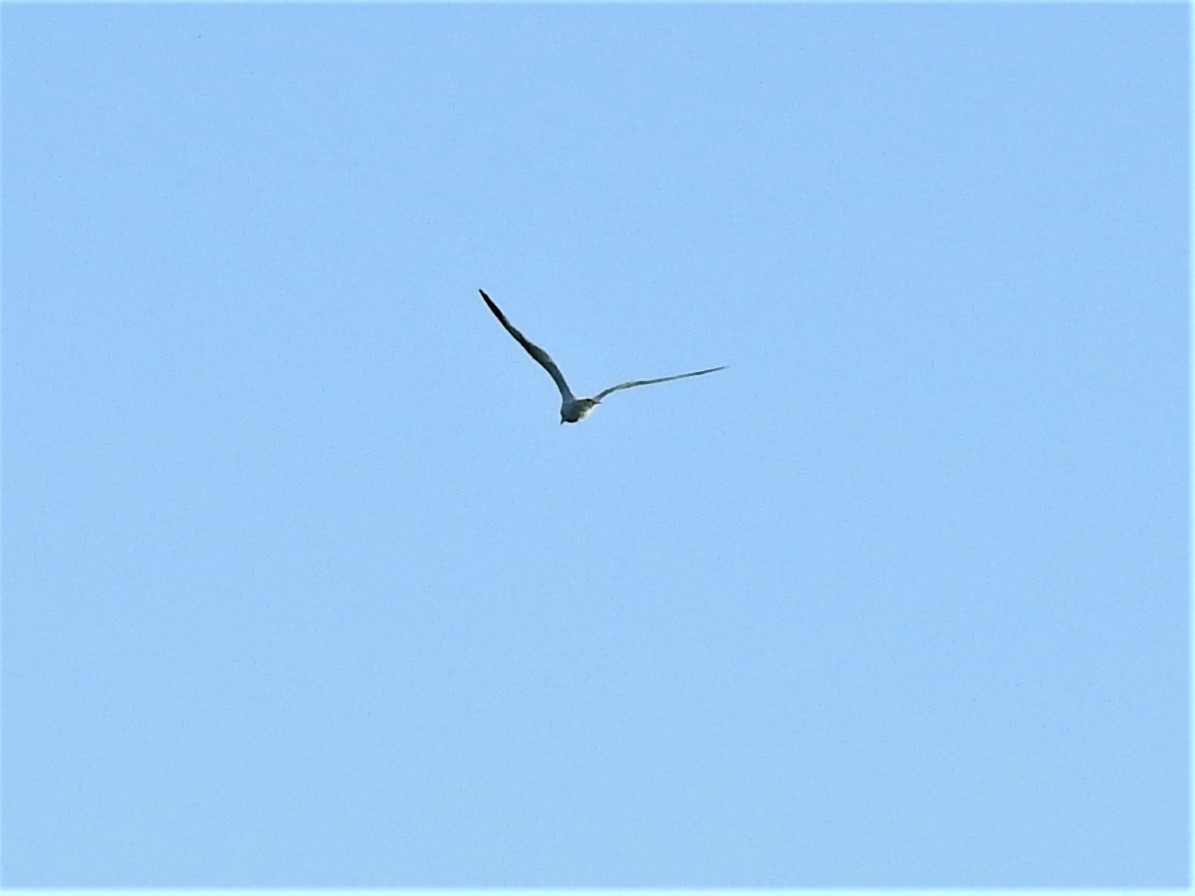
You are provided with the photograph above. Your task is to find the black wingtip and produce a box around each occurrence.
[478,289,505,322]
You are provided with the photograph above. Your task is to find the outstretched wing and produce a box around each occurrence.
[479,290,574,401]
[592,365,727,402]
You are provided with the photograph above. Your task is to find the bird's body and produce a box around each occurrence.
[561,397,597,424]
[479,289,725,424]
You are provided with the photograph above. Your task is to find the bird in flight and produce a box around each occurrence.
[479,289,726,424]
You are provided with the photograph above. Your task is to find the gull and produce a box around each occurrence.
[479,289,726,423]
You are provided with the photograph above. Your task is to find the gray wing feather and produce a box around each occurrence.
[479,290,574,401]
[592,365,727,402]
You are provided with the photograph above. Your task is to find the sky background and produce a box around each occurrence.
[1,3,1189,888]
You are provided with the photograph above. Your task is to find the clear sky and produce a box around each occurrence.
[2,2,1188,888]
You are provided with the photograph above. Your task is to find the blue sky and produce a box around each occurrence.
[1,2,1188,887]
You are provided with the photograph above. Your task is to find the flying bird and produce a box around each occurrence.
[479,289,726,423]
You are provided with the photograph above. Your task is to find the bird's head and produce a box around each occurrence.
[560,398,596,424]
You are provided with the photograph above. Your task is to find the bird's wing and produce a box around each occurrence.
[592,365,727,402]
[479,290,574,401]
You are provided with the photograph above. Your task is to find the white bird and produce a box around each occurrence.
[480,289,726,424]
